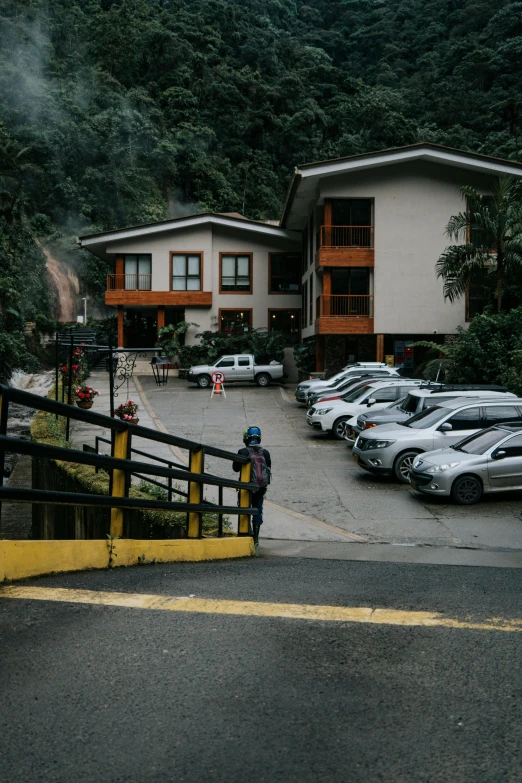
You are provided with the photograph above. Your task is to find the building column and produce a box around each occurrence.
[316,335,325,372]
[157,306,165,334]
[115,255,124,289]
[117,306,125,348]
[376,333,384,362]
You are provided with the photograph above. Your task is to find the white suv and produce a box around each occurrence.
[306,379,423,439]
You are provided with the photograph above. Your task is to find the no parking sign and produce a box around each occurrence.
[211,370,226,398]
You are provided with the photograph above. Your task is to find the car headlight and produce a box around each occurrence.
[365,440,396,450]
[425,462,461,474]
[364,423,378,429]
[316,408,332,415]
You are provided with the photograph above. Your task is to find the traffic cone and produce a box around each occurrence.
[214,380,222,394]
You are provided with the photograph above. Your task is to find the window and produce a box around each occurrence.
[309,275,314,324]
[238,356,251,367]
[446,408,483,430]
[220,309,251,334]
[302,280,308,327]
[498,434,522,458]
[370,387,399,402]
[124,255,151,290]
[269,310,300,345]
[220,254,252,292]
[216,357,235,368]
[308,215,314,266]
[269,253,301,293]
[171,253,201,291]
[331,199,372,227]
[485,406,522,424]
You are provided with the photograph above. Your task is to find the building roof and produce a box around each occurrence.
[77,211,299,259]
[281,142,522,230]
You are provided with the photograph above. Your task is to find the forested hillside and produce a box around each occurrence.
[1,0,521,377]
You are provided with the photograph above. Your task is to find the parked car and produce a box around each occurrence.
[186,354,284,388]
[295,362,394,403]
[409,424,522,504]
[307,371,401,406]
[306,379,424,439]
[344,385,516,442]
[352,398,522,483]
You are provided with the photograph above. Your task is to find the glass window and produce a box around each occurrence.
[220,310,251,334]
[369,387,399,402]
[447,408,483,430]
[404,406,446,429]
[124,254,151,290]
[269,310,300,345]
[270,254,301,293]
[499,433,522,457]
[309,275,313,325]
[456,428,509,455]
[238,357,251,367]
[216,358,235,368]
[484,406,522,424]
[401,394,420,413]
[221,255,251,292]
[172,254,201,291]
[302,280,308,327]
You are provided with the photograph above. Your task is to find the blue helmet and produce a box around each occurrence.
[243,426,262,445]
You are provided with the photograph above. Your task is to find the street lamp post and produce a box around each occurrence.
[82,297,87,325]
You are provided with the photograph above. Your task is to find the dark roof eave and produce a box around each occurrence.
[280,169,302,229]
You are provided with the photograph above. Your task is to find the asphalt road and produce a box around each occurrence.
[1,557,521,783]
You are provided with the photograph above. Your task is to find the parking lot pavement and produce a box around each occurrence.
[129,377,522,552]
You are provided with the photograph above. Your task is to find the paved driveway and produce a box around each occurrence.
[134,378,522,552]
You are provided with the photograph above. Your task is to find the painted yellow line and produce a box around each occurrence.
[1,586,521,632]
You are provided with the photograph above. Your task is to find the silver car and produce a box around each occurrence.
[352,398,522,483]
[409,424,522,504]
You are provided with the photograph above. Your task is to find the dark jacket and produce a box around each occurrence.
[233,446,271,480]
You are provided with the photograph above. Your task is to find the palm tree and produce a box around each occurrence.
[436,177,522,313]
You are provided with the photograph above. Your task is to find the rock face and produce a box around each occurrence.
[44,248,79,321]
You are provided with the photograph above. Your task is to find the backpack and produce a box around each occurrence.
[247,446,270,489]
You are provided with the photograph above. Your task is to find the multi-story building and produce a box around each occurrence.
[79,143,522,374]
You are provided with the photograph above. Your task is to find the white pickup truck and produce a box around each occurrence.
[186,354,284,388]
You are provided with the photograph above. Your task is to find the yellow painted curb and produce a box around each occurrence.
[0,537,253,582]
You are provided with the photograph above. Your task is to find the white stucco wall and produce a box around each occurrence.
[317,161,495,334]
[106,222,301,345]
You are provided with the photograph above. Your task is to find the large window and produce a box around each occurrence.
[220,254,252,293]
[269,253,301,293]
[309,275,314,325]
[269,310,300,345]
[171,253,201,291]
[220,309,252,334]
[124,255,151,290]
[302,280,308,327]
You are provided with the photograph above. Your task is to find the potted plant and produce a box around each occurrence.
[75,385,99,409]
[115,399,139,424]
[156,321,198,364]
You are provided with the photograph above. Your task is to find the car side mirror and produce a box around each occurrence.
[493,449,507,460]
[439,422,453,432]
[367,398,376,406]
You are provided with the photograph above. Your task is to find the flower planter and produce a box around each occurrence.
[76,400,93,409]
[129,417,139,425]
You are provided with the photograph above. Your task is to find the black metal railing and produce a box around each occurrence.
[0,385,257,540]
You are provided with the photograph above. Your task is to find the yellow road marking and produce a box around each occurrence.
[1,586,521,632]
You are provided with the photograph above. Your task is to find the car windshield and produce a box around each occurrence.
[402,406,446,429]
[452,428,506,454]
[389,396,406,409]
[341,384,372,403]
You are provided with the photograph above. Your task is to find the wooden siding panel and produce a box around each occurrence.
[315,247,374,268]
[106,291,213,307]
[315,317,374,335]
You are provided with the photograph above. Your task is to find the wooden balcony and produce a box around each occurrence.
[105,275,212,307]
[315,225,374,269]
[315,295,374,335]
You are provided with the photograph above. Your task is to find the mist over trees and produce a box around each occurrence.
[1,0,521,376]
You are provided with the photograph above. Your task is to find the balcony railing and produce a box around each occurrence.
[107,274,152,291]
[318,225,374,248]
[316,294,373,318]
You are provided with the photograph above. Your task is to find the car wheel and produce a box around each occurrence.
[451,475,483,505]
[256,373,270,387]
[196,375,211,389]
[393,450,421,483]
[331,417,348,440]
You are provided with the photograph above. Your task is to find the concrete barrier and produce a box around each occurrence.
[0,537,253,582]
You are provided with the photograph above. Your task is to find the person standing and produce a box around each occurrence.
[233,426,271,545]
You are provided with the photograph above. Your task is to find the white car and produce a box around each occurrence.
[306,379,423,439]
[295,362,394,403]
